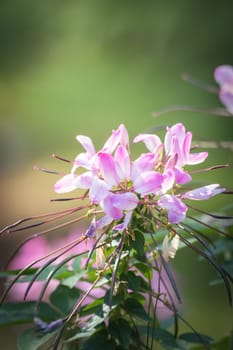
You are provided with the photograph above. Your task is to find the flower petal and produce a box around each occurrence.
[187,151,208,165]
[98,152,120,186]
[214,65,233,85]
[111,192,138,210]
[102,124,129,153]
[133,133,162,152]
[113,211,133,231]
[134,171,164,196]
[54,174,77,193]
[101,194,123,219]
[158,195,187,224]
[219,89,233,114]
[114,145,131,180]
[183,184,225,200]
[174,167,192,184]
[76,135,96,156]
[89,177,109,203]
[132,153,157,180]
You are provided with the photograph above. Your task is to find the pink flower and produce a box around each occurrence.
[214,65,233,114]
[164,123,208,167]
[158,184,225,224]
[53,123,225,228]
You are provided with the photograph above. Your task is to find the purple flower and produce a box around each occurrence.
[214,65,233,114]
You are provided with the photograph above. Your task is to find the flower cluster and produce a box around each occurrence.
[54,123,225,231]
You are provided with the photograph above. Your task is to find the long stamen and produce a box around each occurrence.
[34,165,62,175]
[52,154,72,163]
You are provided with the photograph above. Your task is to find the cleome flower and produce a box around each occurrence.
[54,123,225,228]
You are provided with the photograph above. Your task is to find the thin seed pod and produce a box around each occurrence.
[187,215,232,239]
[0,206,86,235]
[152,105,232,118]
[178,223,216,256]
[108,233,126,308]
[178,234,232,306]
[52,237,127,350]
[5,213,88,268]
[35,250,89,313]
[181,72,219,94]
[187,204,233,220]
[189,164,229,174]
[1,235,87,304]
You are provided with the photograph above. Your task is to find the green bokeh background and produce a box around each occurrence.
[0,1,232,349]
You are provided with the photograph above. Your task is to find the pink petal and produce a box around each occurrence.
[54,174,77,193]
[75,135,96,156]
[89,177,109,203]
[187,151,208,165]
[161,169,175,193]
[73,172,92,189]
[102,124,129,153]
[134,171,164,196]
[219,89,233,114]
[164,123,186,155]
[113,211,133,231]
[114,145,131,180]
[214,65,233,85]
[111,192,138,210]
[96,215,113,229]
[158,195,187,224]
[174,167,192,184]
[132,153,157,179]
[102,194,123,219]
[182,132,192,161]
[133,133,162,152]
[183,184,225,200]
[98,152,120,186]
[73,152,94,170]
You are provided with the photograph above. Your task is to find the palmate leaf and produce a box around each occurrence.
[0,301,60,326]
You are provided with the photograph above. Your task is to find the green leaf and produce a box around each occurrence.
[61,271,85,288]
[130,231,145,257]
[17,327,56,350]
[108,318,131,349]
[179,332,213,344]
[80,298,105,317]
[0,301,60,326]
[139,326,181,349]
[0,268,37,278]
[50,285,80,314]
[134,262,153,279]
[81,329,115,350]
[124,297,149,321]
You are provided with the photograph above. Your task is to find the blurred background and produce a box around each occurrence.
[0,1,233,348]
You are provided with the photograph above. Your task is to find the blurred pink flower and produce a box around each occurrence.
[214,65,233,114]
[7,233,104,304]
